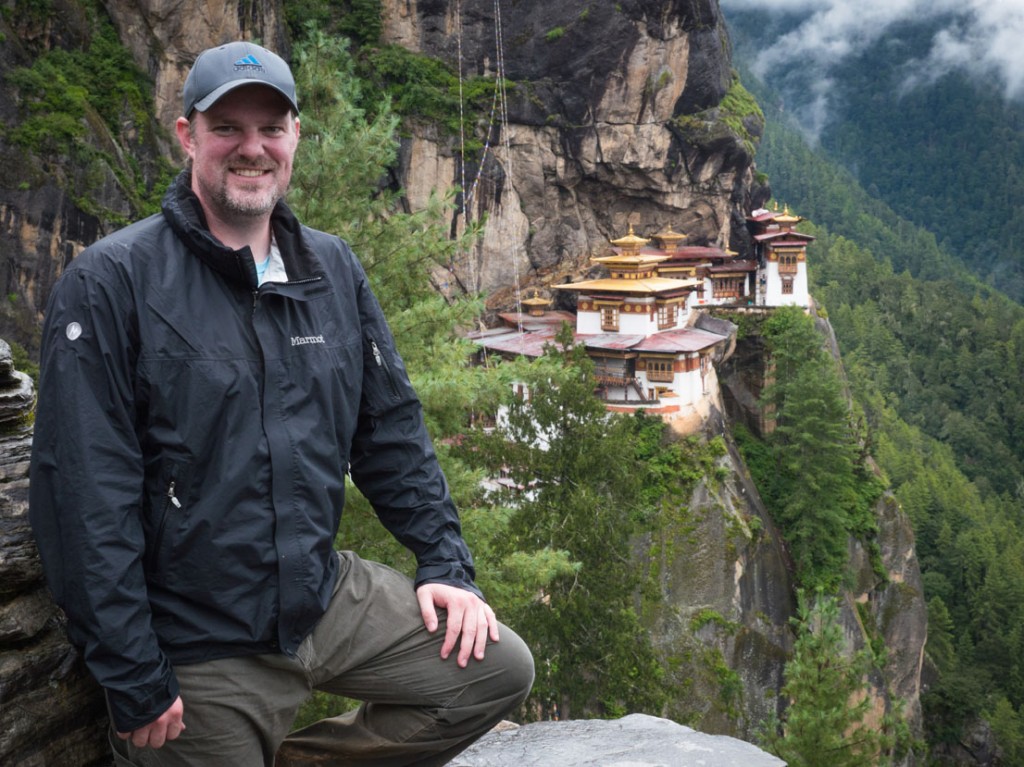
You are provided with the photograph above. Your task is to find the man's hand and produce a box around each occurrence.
[117,695,185,749]
[416,583,500,667]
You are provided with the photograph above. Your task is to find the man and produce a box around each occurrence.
[28,41,534,767]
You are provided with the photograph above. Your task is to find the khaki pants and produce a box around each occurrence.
[111,551,535,766]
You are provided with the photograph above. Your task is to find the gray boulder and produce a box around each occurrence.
[451,713,785,766]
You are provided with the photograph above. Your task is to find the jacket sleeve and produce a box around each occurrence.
[28,263,180,732]
[346,258,483,599]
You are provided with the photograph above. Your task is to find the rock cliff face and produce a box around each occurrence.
[709,311,927,756]
[384,0,765,305]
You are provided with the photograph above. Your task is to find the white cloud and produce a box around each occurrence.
[722,0,1024,113]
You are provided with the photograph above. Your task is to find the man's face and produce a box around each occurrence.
[176,85,300,225]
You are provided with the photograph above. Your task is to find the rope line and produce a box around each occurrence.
[492,0,525,338]
[452,0,525,343]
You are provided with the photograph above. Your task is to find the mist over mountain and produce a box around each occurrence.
[722,2,1024,302]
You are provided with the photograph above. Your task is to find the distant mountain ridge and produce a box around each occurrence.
[724,7,1024,303]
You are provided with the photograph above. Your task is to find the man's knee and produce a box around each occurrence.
[486,624,535,709]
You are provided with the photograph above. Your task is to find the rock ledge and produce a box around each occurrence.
[450,713,785,766]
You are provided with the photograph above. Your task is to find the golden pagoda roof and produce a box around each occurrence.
[592,253,669,270]
[521,289,551,306]
[774,204,802,224]
[651,225,687,248]
[552,276,702,294]
[609,224,650,253]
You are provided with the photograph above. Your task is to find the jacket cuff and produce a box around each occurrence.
[106,673,181,733]
[415,563,485,601]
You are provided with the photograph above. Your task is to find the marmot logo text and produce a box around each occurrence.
[291,335,325,346]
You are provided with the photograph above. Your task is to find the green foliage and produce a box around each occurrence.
[760,593,910,766]
[355,44,500,153]
[690,608,739,635]
[740,307,882,591]
[8,340,39,384]
[986,697,1024,766]
[545,27,566,42]
[289,29,499,439]
[672,72,763,155]
[456,331,689,719]
[286,0,382,46]
[718,73,764,152]
[5,2,172,219]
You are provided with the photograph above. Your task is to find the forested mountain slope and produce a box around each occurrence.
[723,16,1024,761]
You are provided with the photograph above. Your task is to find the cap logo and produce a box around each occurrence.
[233,54,264,72]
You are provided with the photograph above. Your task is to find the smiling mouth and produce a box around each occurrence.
[233,168,270,177]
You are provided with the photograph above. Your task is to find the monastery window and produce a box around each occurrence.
[657,303,677,329]
[712,277,743,299]
[778,252,799,274]
[781,277,794,295]
[646,358,674,383]
[600,305,619,331]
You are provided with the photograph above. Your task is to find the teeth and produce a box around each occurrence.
[234,169,266,177]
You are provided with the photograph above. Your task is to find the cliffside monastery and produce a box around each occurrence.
[470,204,813,430]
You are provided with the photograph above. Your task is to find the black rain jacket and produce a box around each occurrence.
[28,171,479,732]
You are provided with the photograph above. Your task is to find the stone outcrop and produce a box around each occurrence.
[0,341,109,766]
[639,418,796,738]
[451,714,785,766]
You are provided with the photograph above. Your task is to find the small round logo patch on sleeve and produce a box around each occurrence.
[65,322,83,341]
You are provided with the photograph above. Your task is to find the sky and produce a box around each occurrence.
[719,0,1024,138]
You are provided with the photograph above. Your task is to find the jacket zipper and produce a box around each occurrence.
[149,479,181,570]
[370,339,401,400]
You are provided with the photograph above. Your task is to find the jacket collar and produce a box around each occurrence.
[161,170,324,287]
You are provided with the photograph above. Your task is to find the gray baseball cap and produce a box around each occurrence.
[183,41,299,116]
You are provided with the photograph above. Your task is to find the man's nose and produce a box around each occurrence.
[236,129,265,157]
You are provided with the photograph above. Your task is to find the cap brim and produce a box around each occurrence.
[191,80,299,115]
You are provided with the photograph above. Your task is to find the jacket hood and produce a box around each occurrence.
[161,170,324,287]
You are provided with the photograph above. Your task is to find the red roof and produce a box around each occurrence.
[663,245,731,262]
[631,328,727,353]
[753,231,815,243]
[497,310,577,329]
[471,325,731,358]
[578,333,646,351]
[471,328,559,358]
[707,259,757,274]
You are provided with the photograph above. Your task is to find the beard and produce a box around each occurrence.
[197,165,288,223]
[214,183,281,219]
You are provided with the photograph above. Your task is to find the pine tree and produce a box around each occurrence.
[284,27,569,726]
[458,327,670,719]
[289,28,493,436]
[760,307,871,590]
[761,593,906,766]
